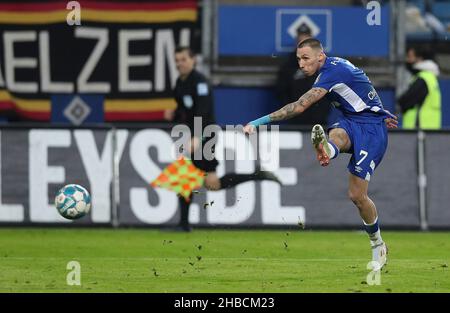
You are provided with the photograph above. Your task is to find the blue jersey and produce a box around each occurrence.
[314,57,392,181]
[313,56,389,123]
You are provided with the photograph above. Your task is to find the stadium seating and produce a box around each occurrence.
[432,1,450,28]
[406,0,450,39]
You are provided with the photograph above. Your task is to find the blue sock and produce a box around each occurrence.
[363,217,383,243]
[328,141,339,159]
[364,218,379,234]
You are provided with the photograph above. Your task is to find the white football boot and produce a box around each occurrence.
[311,124,331,166]
[371,241,388,271]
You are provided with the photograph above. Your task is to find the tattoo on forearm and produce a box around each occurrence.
[270,102,301,121]
[270,88,326,121]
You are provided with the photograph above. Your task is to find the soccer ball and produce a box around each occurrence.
[55,184,91,220]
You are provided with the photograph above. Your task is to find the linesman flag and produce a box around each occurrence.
[150,156,205,201]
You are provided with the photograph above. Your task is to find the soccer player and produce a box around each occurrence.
[164,46,281,232]
[243,39,398,269]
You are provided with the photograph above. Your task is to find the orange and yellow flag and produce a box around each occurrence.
[150,156,205,201]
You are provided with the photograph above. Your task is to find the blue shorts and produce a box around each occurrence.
[329,119,388,181]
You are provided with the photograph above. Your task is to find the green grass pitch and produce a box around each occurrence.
[0,228,449,293]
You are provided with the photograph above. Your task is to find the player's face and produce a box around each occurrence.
[175,51,195,77]
[297,46,323,76]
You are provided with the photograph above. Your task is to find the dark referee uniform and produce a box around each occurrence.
[173,69,218,172]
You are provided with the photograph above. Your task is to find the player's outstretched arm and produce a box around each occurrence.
[269,87,327,121]
[243,87,327,134]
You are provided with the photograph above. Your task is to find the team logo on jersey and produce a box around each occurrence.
[197,83,209,96]
[368,89,379,100]
[183,95,193,108]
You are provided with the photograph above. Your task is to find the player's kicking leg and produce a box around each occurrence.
[311,125,343,166]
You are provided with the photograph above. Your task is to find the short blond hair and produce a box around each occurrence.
[297,38,323,51]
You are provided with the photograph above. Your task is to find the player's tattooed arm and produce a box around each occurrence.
[269,87,327,121]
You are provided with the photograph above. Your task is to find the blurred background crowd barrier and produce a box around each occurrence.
[0,125,448,230]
